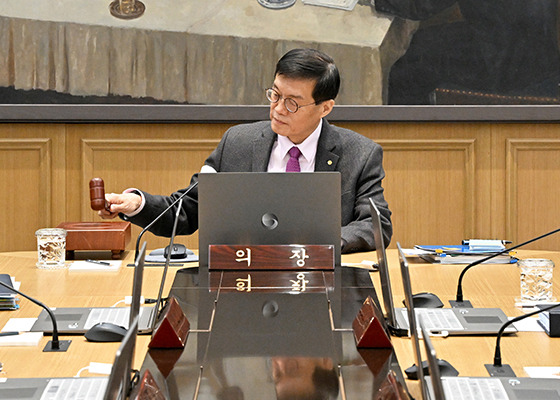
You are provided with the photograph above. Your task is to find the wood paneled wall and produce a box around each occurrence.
[2,121,560,252]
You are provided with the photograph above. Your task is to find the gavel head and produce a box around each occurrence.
[89,177,107,211]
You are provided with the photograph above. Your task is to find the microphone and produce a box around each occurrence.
[485,302,560,377]
[450,227,560,307]
[132,183,197,264]
[130,165,216,263]
[89,177,110,211]
[0,280,71,352]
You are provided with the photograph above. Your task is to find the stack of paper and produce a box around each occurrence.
[0,274,18,310]
[414,245,517,265]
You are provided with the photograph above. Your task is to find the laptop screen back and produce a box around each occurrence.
[370,198,397,327]
[398,242,428,400]
[198,172,341,270]
[128,242,146,330]
[420,318,447,400]
[105,242,145,400]
[151,198,183,331]
[103,316,139,400]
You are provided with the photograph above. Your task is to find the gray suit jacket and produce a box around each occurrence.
[128,120,392,253]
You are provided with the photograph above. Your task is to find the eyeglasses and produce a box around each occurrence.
[265,88,318,113]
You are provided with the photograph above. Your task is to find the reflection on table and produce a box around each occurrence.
[1,249,558,400]
[143,267,409,399]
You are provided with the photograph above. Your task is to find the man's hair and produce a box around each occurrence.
[274,48,340,103]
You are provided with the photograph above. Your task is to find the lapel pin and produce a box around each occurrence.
[327,160,333,166]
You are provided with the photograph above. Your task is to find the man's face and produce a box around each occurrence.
[271,357,335,399]
[269,74,334,145]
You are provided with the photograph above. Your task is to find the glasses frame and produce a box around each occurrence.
[265,88,319,113]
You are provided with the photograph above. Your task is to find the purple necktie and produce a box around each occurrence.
[286,146,302,172]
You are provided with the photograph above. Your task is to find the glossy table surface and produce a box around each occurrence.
[140,266,409,399]
[1,248,559,399]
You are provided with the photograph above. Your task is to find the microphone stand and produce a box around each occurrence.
[450,227,560,308]
[0,281,71,352]
[485,302,560,377]
[132,181,198,264]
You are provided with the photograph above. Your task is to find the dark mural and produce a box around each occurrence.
[375,0,560,104]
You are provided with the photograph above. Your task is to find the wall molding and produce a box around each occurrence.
[506,138,560,243]
[0,138,52,227]
[379,138,476,237]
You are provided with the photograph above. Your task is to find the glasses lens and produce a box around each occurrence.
[266,89,279,103]
[285,98,298,113]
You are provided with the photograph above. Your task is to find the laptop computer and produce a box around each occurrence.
[103,315,139,400]
[395,242,515,336]
[0,315,139,400]
[398,242,429,400]
[420,317,560,400]
[371,198,514,336]
[197,172,342,270]
[32,199,184,335]
[369,198,401,334]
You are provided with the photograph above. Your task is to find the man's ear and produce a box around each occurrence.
[320,99,335,118]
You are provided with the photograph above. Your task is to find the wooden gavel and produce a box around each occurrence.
[89,178,110,211]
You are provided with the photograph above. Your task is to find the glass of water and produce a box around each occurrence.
[35,228,67,269]
[518,258,554,303]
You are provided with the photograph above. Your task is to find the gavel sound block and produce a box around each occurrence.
[56,222,131,260]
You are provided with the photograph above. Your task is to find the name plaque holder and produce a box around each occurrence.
[129,369,165,400]
[209,244,335,270]
[353,296,393,349]
[148,297,189,349]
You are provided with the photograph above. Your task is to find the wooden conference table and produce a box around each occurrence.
[362,249,560,399]
[0,249,558,399]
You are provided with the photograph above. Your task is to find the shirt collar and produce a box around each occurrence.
[277,119,322,163]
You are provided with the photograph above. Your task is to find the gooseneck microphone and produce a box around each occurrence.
[452,227,560,307]
[133,182,198,264]
[0,280,71,352]
[89,177,110,211]
[485,302,560,377]
[129,166,217,263]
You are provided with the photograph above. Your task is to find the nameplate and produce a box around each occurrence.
[209,270,334,293]
[208,245,334,270]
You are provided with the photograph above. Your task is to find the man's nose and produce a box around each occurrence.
[273,99,288,114]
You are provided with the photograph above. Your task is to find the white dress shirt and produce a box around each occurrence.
[266,119,322,172]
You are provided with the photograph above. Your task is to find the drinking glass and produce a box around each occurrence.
[35,228,67,269]
[518,258,554,303]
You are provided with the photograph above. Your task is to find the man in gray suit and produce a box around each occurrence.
[100,48,392,253]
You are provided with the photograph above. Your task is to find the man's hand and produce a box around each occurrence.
[98,192,142,219]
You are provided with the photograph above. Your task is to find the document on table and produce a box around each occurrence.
[68,260,122,271]
[301,0,359,11]
[0,318,42,346]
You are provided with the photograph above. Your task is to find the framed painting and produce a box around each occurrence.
[0,0,559,122]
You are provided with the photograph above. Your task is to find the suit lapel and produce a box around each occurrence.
[252,124,277,172]
[252,119,340,172]
[315,120,340,172]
